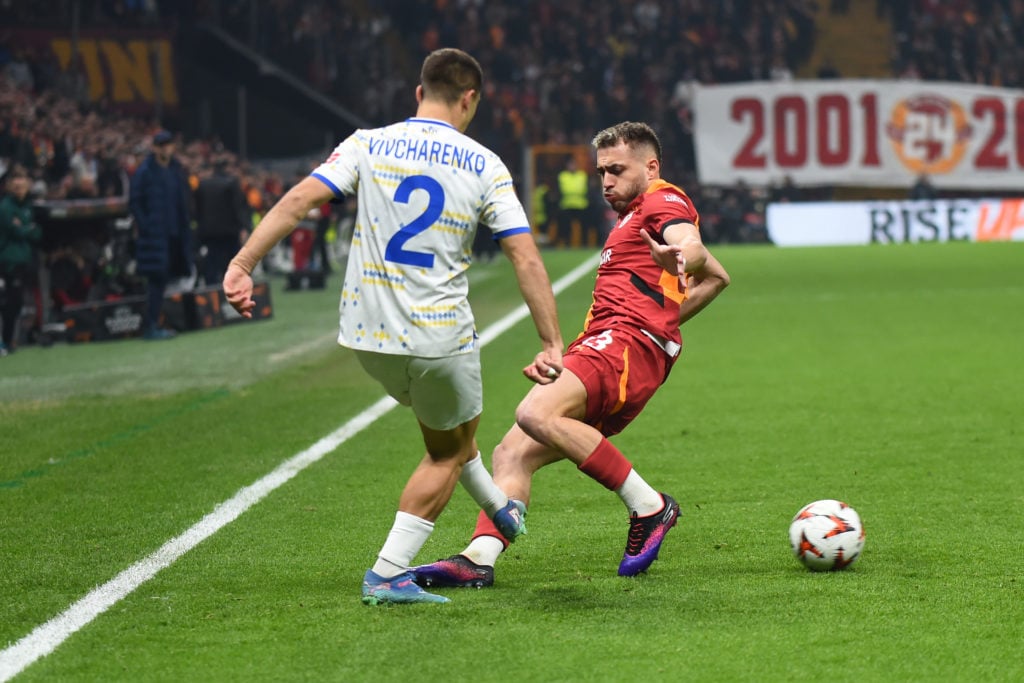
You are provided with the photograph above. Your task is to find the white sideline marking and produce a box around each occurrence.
[0,252,599,682]
[268,332,338,364]
[480,254,599,345]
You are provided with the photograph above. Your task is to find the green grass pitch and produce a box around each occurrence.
[1,242,1022,682]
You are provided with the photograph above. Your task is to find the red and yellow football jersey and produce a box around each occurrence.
[582,179,699,346]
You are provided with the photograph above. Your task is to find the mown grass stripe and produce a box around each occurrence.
[0,389,231,490]
[0,253,598,682]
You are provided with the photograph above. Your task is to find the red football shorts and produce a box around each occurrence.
[562,325,677,437]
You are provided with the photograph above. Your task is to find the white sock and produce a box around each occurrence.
[616,470,664,517]
[461,535,505,568]
[372,511,434,578]
[459,452,509,516]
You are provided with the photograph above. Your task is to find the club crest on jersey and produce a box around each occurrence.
[615,211,635,230]
[664,194,687,208]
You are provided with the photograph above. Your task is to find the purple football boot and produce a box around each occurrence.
[618,493,680,576]
[411,555,494,588]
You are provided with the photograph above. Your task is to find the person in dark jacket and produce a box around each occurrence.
[128,129,193,340]
[0,168,42,355]
[194,158,249,286]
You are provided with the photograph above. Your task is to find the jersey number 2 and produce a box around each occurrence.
[385,175,444,268]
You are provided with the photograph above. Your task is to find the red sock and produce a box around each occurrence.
[471,510,510,549]
[578,438,632,491]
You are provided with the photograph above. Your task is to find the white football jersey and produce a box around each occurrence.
[312,117,530,357]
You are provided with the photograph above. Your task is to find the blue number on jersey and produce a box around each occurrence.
[385,175,444,268]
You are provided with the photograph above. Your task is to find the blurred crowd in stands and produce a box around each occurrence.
[199,0,825,243]
[887,0,1024,85]
[0,55,294,209]
[3,0,1024,267]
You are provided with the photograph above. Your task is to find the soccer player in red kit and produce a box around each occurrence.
[412,121,731,587]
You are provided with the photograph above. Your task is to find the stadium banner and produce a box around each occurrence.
[12,28,179,114]
[766,198,1024,247]
[693,80,1024,190]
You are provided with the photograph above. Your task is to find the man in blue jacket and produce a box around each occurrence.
[129,129,193,340]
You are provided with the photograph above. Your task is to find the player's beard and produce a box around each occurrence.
[607,179,644,213]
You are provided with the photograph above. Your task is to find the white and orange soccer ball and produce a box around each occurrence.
[788,499,865,571]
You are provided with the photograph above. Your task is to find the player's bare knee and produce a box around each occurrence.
[514,403,551,445]
[513,403,537,436]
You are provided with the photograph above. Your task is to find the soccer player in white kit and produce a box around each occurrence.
[224,48,563,605]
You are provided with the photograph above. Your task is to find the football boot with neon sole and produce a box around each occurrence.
[361,570,450,605]
[410,554,495,588]
[617,493,680,577]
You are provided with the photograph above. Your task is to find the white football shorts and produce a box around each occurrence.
[352,348,483,431]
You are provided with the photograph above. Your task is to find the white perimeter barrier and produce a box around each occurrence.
[766,198,1024,247]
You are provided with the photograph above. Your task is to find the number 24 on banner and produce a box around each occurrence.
[728,89,1024,172]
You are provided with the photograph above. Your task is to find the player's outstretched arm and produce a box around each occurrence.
[498,231,564,384]
[224,176,334,317]
[641,221,708,277]
[679,249,730,325]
